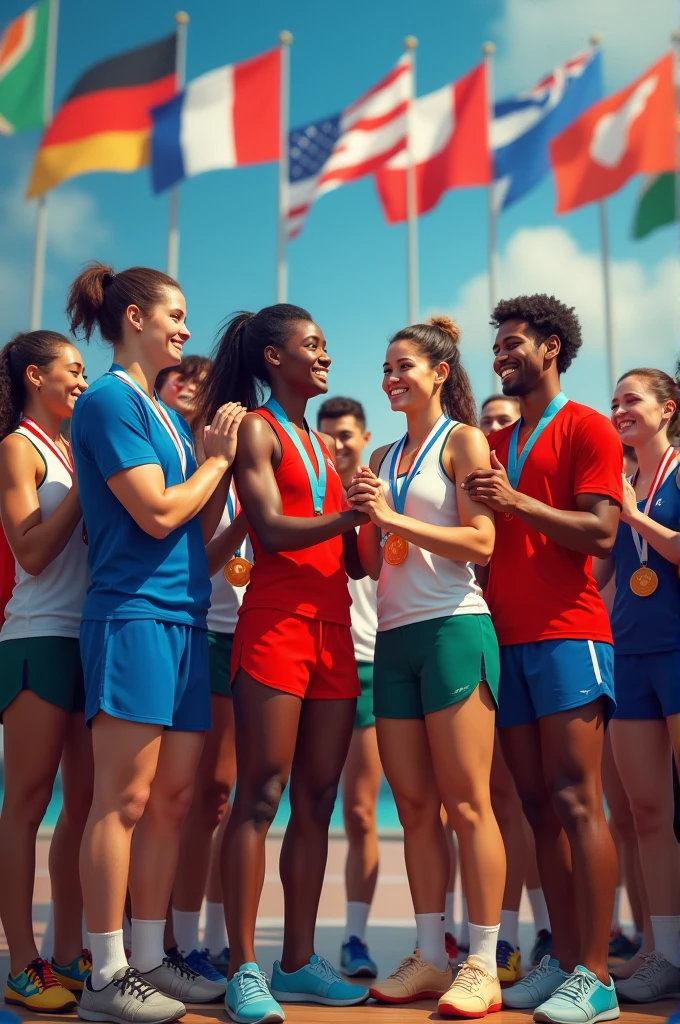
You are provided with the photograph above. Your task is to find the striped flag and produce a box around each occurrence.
[287,55,412,239]
[0,0,50,135]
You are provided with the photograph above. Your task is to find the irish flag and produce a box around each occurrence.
[0,0,50,135]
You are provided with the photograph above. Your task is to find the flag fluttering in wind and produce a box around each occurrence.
[0,0,50,135]
[632,172,676,238]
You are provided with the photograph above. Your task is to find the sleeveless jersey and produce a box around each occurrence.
[349,572,377,662]
[239,407,351,626]
[207,500,245,635]
[0,425,88,640]
[376,422,489,632]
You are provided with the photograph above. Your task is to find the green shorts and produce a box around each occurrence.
[207,630,234,698]
[373,614,499,720]
[0,636,85,717]
[355,662,375,729]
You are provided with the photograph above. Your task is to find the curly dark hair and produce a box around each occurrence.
[491,294,582,375]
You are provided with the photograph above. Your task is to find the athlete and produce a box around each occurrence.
[157,355,211,427]
[0,331,91,1012]
[67,263,244,1024]
[198,304,370,1024]
[348,316,506,1018]
[464,294,622,1024]
[480,394,520,435]
[317,396,381,979]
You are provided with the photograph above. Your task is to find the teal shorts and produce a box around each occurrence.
[207,630,234,698]
[373,614,499,720]
[0,636,85,717]
[355,662,375,729]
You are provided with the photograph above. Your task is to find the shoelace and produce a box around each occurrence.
[309,957,341,982]
[237,968,271,1001]
[520,955,554,987]
[454,961,486,993]
[25,958,59,992]
[345,937,369,959]
[162,950,200,981]
[627,952,668,981]
[553,971,595,1004]
[389,955,422,981]
[113,967,157,1002]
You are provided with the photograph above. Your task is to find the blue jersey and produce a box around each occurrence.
[611,469,680,653]
[71,367,211,627]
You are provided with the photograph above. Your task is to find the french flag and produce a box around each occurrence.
[150,48,280,193]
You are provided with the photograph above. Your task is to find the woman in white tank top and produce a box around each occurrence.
[348,317,506,1018]
[0,330,92,1011]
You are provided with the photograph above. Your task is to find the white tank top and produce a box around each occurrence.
[206,501,245,634]
[349,572,377,663]
[0,425,89,640]
[376,417,489,631]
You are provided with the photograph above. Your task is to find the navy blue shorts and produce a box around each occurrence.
[497,639,616,728]
[80,619,211,731]
[613,651,680,720]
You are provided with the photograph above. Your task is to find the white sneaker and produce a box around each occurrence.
[503,956,569,1009]
[615,952,680,1003]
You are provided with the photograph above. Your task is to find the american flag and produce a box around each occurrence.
[286,55,412,239]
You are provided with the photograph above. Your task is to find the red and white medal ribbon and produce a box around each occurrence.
[630,445,677,565]
[20,417,74,475]
[109,369,187,480]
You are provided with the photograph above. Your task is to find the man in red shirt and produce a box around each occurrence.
[464,295,622,1024]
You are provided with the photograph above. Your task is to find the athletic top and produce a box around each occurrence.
[485,400,622,647]
[239,407,351,626]
[0,425,88,641]
[207,499,245,635]
[71,368,210,627]
[611,468,680,653]
[376,420,489,632]
[349,572,377,662]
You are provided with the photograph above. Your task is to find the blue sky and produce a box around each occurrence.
[1,0,677,447]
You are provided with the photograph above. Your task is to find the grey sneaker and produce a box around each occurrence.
[142,950,225,1003]
[78,966,185,1023]
[502,956,569,1009]
[615,952,680,1003]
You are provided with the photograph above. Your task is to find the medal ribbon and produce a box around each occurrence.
[226,482,245,559]
[388,414,451,514]
[20,417,73,475]
[109,367,187,480]
[264,398,327,514]
[507,392,568,489]
[630,445,677,566]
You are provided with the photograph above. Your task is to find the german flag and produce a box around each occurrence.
[28,34,176,196]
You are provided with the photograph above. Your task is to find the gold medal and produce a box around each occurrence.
[629,566,659,597]
[223,556,253,587]
[384,534,409,566]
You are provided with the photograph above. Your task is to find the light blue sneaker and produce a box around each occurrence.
[225,963,285,1024]
[270,954,369,1006]
[503,956,570,1009]
[184,949,228,988]
[534,966,620,1024]
[340,937,378,978]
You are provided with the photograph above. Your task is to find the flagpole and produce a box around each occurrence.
[276,30,292,304]
[404,35,418,324]
[29,0,59,331]
[482,41,498,314]
[167,11,188,282]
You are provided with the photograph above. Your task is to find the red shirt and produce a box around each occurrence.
[485,400,622,647]
[239,407,351,626]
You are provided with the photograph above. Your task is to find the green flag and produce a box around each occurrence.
[0,0,50,135]
[632,172,677,239]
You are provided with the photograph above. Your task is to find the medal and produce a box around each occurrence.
[383,534,409,565]
[629,566,659,597]
[109,367,187,480]
[507,392,568,489]
[264,398,327,514]
[629,445,677,598]
[224,556,252,587]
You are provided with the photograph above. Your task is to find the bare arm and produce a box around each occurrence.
[205,511,250,577]
[592,554,615,590]
[355,447,389,581]
[621,472,680,565]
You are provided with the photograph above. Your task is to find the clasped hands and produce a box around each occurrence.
[346,467,394,529]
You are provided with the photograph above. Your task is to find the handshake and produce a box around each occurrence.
[346,467,393,528]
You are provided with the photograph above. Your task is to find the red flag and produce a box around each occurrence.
[374,62,491,224]
[550,53,675,213]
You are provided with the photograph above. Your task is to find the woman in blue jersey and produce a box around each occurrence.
[67,263,244,1024]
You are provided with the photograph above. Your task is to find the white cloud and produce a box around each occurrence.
[1,170,109,258]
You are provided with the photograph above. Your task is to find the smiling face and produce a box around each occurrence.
[611,374,676,448]
[382,338,448,413]
[493,319,560,397]
[27,343,88,420]
[318,413,370,485]
[266,320,331,397]
[129,286,190,374]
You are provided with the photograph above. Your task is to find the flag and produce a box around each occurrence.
[550,53,675,213]
[287,55,412,239]
[491,48,603,212]
[633,172,676,238]
[374,62,490,224]
[150,48,280,193]
[28,34,176,197]
[0,0,50,135]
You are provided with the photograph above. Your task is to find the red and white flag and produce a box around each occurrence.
[374,62,491,224]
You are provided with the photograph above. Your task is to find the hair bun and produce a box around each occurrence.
[427,315,461,345]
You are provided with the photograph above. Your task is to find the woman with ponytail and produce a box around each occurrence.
[0,331,92,1012]
[347,317,505,1017]
[67,263,244,1024]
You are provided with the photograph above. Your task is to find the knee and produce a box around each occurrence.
[61,779,94,829]
[548,775,599,833]
[629,796,673,841]
[191,778,232,831]
[148,780,195,827]
[344,800,376,844]
[117,783,152,830]
[293,780,339,828]
[515,787,555,832]
[239,773,287,829]
[395,792,439,833]
[445,795,488,836]
[3,778,54,831]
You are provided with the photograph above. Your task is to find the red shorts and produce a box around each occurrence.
[231,608,360,700]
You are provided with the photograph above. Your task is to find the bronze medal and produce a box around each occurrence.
[383,534,409,566]
[629,566,659,598]
[224,556,253,587]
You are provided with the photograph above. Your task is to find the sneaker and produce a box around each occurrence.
[609,953,646,981]
[608,930,639,961]
[210,947,231,978]
[226,964,284,1024]
[340,937,378,978]
[446,932,459,963]
[503,956,569,1009]
[496,941,523,986]
[142,948,225,1003]
[5,957,77,1013]
[534,966,619,1024]
[438,955,503,1018]
[51,949,93,992]
[271,954,368,1006]
[184,948,228,988]
[78,967,185,1023]
[615,952,680,1003]
[531,930,553,967]
[369,953,453,1003]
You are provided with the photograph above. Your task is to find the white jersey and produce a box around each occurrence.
[207,501,245,634]
[376,418,489,631]
[349,573,377,663]
[0,425,88,641]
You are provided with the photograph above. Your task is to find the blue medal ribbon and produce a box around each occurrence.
[264,398,327,514]
[226,486,244,559]
[507,392,568,489]
[388,414,452,514]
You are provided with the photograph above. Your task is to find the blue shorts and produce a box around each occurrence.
[614,651,680,720]
[497,639,616,729]
[80,619,211,731]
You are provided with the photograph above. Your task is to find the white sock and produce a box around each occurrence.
[469,922,500,977]
[527,888,550,935]
[41,900,54,960]
[460,895,470,946]
[499,909,519,948]
[415,912,447,971]
[204,901,228,954]
[611,886,622,931]
[172,908,200,956]
[129,919,166,974]
[444,892,455,935]
[344,901,371,943]
[651,915,680,967]
[89,929,128,989]
[122,913,131,951]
